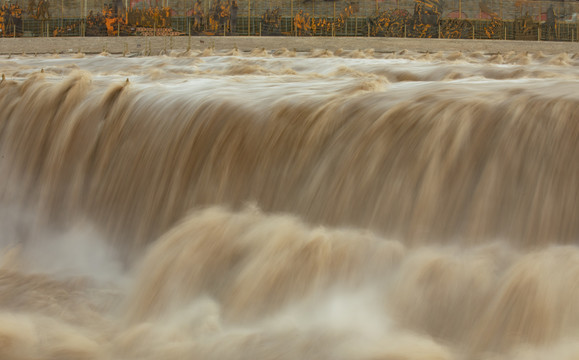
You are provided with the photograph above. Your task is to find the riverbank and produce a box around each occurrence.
[1,36,578,55]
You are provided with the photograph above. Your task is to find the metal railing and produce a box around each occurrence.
[0,0,577,41]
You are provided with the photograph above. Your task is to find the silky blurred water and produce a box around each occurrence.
[0,48,578,360]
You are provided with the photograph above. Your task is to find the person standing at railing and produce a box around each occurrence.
[37,0,50,20]
[192,0,203,32]
[546,4,556,40]
[13,4,22,35]
[219,0,229,33]
[209,0,220,32]
[294,10,304,35]
[164,6,171,27]
[230,0,237,34]
[0,3,6,37]
[27,0,36,18]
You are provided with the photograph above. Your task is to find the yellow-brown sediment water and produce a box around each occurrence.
[0,48,578,359]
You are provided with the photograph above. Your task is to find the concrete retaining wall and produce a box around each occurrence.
[1,36,578,54]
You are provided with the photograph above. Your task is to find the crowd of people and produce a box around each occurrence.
[294,3,358,36]
[0,2,22,36]
[3,0,574,39]
[1,0,51,37]
[53,4,176,37]
[26,0,49,20]
[204,0,238,34]
[128,6,172,28]
[261,7,281,33]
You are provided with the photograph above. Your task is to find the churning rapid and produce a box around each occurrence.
[0,47,579,360]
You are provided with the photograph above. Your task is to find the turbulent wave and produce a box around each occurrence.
[0,48,579,359]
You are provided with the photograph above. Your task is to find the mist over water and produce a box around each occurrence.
[0,48,579,359]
